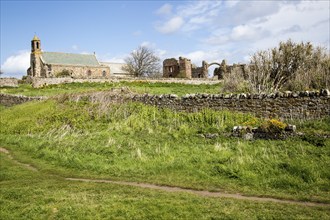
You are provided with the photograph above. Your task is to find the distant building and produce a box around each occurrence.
[163,57,207,79]
[27,35,113,78]
[100,62,133,78]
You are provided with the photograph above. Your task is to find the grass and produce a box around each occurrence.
[1,99,329,205]
[2,153,330,219]
[0,81,222,97]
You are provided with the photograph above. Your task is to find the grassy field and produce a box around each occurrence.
[1,98,329,201]
[2,153,329,219]
[0,81,222,97]
[1,81,330,218]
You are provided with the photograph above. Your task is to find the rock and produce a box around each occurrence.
[240,93,247,99]
[320,89,330,96]
[169,94,178,99]
[243,133,254,140]
[224,94,231,99]
[285,124,296,132]
[196,134,205,138]
[292,92,299,98]
[204,133,219,139]
[284,91,292,97]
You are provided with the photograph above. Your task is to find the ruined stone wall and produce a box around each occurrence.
[192,67,203,78]
[163,57,193,79]
[179,57,192,79]
[0,94,45,106]
[163,58,180,78]
[0,78,19,87]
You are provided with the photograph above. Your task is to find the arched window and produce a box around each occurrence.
[87,70,92,76]
[36,42,39,49]
[102,70,106,77]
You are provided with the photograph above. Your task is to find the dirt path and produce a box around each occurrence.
[0,147,38,171]
[1,147,329,208]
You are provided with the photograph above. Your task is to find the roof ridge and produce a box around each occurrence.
[43,51,95,56]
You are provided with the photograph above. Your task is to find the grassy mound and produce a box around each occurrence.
[0,98,329,203]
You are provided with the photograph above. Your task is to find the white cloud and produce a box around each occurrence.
[155,3,173,16]
[1,50,30,78]
[155,16,184,34]
[140,41,156,48]
[72,45,79,50]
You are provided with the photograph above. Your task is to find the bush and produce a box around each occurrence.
[55,69,71,78]
[221,67,249,93]
[248,39,330,93]
[260,119,287,134]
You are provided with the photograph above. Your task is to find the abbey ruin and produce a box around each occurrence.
[163,57,248,79]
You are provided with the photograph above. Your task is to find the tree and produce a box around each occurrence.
[122,46,161,77]
[248,39,330,92]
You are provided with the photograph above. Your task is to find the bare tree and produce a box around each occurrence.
[122,46,161,77]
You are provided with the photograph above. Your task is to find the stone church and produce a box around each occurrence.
[27,35,111,78]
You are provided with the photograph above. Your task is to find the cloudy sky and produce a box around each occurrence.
[1,0,329,78]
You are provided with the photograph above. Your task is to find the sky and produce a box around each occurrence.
[1,0,329,78]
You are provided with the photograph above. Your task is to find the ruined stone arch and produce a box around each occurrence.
[201,61,223,79]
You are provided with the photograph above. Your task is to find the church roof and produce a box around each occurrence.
[41,52,100,66]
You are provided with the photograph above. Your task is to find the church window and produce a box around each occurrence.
[102,70,106,77]
[87,70,92,76]
[36,42,39,49]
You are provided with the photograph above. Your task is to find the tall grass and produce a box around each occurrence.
[0,99,329,202]
[0,81,222,97]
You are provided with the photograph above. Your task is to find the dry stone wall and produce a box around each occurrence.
[1,89,329,119]
[132,90,330,119]
[0,78,19,87]
[0,94,45,106]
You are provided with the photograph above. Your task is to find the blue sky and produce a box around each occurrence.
[1,0,329,78]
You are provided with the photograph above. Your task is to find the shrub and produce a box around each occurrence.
[248,39,330,92]
[221,67,250,93]
[260,119,287,134]
[55,69,71,78]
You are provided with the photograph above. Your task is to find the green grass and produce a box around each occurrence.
[1,153,330,219]
[1,99,329,205]
[0,81,222,97]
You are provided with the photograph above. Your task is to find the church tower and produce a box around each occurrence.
[30,35,42,77]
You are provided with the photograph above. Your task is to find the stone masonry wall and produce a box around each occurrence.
[1,89,329,119]
[0,94,45,106]
[131,90,330,119]
[49,64,110,79]
[0,78,19,87]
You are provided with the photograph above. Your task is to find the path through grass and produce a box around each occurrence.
[1,150,329,219]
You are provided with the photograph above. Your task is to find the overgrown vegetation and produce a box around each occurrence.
[1,99,329,204]
[0,81,222,97]
[248,39,330,93]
